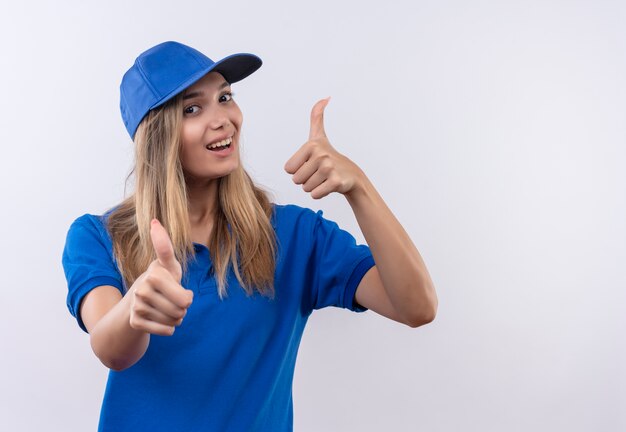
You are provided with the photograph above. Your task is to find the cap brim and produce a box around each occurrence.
[151,53,262,111]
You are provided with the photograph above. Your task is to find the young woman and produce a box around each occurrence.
[62,41,437,431]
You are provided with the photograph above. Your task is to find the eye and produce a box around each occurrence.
[183,105,200,115]
[219,92,235,103]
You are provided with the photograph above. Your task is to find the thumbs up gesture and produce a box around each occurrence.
[128,219,194,336]
[284,98,365,200]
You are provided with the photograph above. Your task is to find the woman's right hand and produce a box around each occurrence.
[128,218,194,336]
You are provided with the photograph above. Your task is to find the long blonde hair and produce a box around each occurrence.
[105,93,276,299]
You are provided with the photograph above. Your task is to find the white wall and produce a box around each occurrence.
[1,0,624,430]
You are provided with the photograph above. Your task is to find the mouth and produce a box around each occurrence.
[206,136,233,152]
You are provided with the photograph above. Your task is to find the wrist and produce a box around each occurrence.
[345,171,375,206]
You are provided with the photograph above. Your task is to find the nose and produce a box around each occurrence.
[206,104,230,130]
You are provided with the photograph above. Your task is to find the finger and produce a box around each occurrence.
[309,97,330,141]
[291,158,319,185]
[134,302,184,327]
[129,315,176,336]
[142,268,193,309]
[141,289,188,321]
[301,169,327,193]
[150,218,182,282]
[310,178,337,200]
[284,143,313,175]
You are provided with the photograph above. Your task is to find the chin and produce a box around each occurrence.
[214,161,240,179]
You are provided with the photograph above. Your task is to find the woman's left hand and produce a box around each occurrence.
[285,98,365,200]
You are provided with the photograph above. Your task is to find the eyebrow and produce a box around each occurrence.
[183,81,231,100]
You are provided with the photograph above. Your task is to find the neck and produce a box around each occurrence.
[185,177,219,244]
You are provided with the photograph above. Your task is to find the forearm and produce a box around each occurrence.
[89,291,150,371]
[346,171,437,324]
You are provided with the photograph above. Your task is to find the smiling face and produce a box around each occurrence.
[179,71,243,184]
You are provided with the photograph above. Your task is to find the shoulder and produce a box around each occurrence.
[65,212,114,246]
[68,212,108,232]
[271,203,320,221]
[270,203,325,233]
[270,203,357,252]
[70,212,105,226]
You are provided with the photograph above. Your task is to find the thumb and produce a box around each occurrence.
[150,218,182,282]
[309,97,330,140]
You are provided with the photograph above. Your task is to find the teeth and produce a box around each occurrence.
[207,137,232,149]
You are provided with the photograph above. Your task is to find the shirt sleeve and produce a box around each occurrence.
[309,209,375,313]
[61,214,125,332]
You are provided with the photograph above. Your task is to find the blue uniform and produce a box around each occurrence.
[62,203,374,431]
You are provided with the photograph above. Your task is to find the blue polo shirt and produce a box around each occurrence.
[62,203,375,431]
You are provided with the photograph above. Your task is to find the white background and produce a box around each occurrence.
[1,1,624,431]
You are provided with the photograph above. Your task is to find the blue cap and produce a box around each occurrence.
[120,41,262,139]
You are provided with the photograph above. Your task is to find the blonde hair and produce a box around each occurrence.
[105,93,276,298]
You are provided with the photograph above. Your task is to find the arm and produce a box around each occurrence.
[81,285,150,371]
[345,175,437,327]
[80,219,194,371]
[285,98,437,327]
